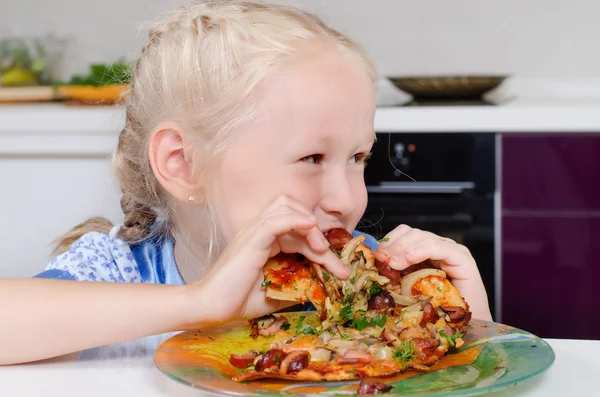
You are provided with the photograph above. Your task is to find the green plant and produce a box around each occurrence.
[62,59,132,86]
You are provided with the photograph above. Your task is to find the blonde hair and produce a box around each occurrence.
[53,0,377,256]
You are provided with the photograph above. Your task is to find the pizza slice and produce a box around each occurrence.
[262,253,327,316]
[230,228,472,387]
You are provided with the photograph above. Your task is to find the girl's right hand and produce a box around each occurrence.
[186,195,349,326]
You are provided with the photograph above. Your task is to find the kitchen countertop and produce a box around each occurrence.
[1,101,600,155]
[0,334,598,397]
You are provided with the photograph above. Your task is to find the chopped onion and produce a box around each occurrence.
[340,235,365,266]
[373,274,391,285]
[389,291,421,306]
[401,269,447,296]
[311,263,325,284]
[373,345,395,360]
[353,291,369,313]
[309,348,333,362]
[353,272,370,293]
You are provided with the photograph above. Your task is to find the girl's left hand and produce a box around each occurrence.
[375,224,493,321]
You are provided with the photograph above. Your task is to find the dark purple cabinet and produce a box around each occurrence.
[501,134,600,340]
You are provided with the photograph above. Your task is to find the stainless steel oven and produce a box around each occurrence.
[360,132,497,318]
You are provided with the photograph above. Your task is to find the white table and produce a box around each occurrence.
[0,334,598,397]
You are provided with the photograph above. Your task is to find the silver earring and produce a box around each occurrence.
[188,194,196,202]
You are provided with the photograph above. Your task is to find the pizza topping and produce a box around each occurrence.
[373,259,401,284]
[425,323,438,338]
[324,228,353,249]
[358,378,392,395]
[371,345,395,360]
[280,350,310,375]
[388,290,420,306]
[337,350,373,365]
[419,303,440,327]
[393,340,417,367]
[256,315,276,329]
[412,337,440,361]
[443,325,454,337]
[254,349,285,372]
[440,306,467,323]
[325,337,360,354]
[259,316,289,337]
[307,348,333,362]
[340,235,366,266]
[311,263,326,284]
[400,269,447,296]
[229,351,259,369]
[439,329,465,348]
[367,291,395,312]
[381,327,399,345]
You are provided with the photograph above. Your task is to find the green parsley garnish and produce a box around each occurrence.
[394,340,416,367]
[353,316,369,331]
[440,330,464,347]
[369,314,387,328]
[322,271,331,281]
[378,237,390,242]
[247,362,253,367]
[342,288,354,303]
[339,305,353,321]
[236,368,250,373]
[370,284,384,295]
[350,276,356,283]
[261,280,272,288]
[280,322,291,331]
[301,326,318,335]
[341,333,351,339]
[295,316,306,330]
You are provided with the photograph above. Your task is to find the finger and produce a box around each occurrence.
[255,213,317,251]
[298,246,349,280]
[264,194,314,218]
[376,228,437,269]
[376,224,412,250]
[305,225,330,252]
[404,241,478,280]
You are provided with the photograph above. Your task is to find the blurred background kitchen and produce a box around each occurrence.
[1,0,599,340]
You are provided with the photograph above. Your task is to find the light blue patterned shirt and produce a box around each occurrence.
[34,230,379,284]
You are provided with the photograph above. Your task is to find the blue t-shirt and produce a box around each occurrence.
[34,230,380,284]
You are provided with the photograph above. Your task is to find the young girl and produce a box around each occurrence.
[0,0,491,366]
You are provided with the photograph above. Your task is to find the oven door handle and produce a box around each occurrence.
[366,182,475,194]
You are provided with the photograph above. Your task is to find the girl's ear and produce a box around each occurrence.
[148,122,204,205]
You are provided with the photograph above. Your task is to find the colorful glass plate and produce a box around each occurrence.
[154,312,554,396]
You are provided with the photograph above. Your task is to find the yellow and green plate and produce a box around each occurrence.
[154,312,554,396]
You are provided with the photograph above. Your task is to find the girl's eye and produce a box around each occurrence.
[301,154,323,164]
[351,152,372,165]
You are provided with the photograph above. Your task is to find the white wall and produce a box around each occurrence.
[2,0,599,80]
[0,156,123,277]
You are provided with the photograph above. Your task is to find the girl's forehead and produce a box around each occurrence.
[255,52,376,142]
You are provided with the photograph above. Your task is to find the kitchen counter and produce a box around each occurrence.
[1,101,600,155]
[0,334,598,397]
